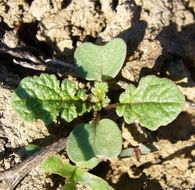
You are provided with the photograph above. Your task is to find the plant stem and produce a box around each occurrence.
[104,103,119,110]
[45,59,78,71]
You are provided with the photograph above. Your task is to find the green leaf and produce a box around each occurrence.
[76,157,100,169]
[12,74,91,124]
[42,156,113,190]
[119,143,161,158]
[25,144,41,156]
[119,148,135,158]
[74,38,127,81]
[116,75,185,130]
[73,167,114,190]
[67,119,122,164]
[139,143,160,154]
[41,155,75,178]
[61,180,76,190]
[91,82,110,110]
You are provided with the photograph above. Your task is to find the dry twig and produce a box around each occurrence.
[0,137,67,190]
[0,41,81,78]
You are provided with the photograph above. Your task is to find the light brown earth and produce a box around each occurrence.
[0,0,194,189]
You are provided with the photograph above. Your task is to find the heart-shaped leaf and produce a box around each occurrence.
[67,119,122,164]
[116,75,185,130]
[74,38,127,81]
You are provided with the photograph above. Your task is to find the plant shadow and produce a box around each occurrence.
[123,110,195,145]
[70,123,95,161]
[132,144,195,176]
[112,172,163,190]
[139,22,195,83]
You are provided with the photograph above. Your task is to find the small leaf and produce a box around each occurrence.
[73,167,114,190]
[76,157,100,169]
[139,143,161,154]
[67,119,122,164]
[119,148,135,158]
[41,155,75,178]
[119,143,161,158]
[74,38,127,81]
[77,89,86,101]
[91,82,110,110]
[12,74,91,124]
[42,156,113,190]
[25,144,41,156]
[61,79,77,98]
[116,75,185,130]
[61,180,76,190]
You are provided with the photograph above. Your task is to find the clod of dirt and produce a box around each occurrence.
[2,30,19,48]
[30,0,64,21]
[0,0,33,28]
[36,0,105,55]
[0,0,195,189]
[98,1,139,41]
[0,85,53,189]
[121,39,162,82]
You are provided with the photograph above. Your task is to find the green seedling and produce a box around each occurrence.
[119,143,161,161]
[12,38,185,189]
[25,145,114,190]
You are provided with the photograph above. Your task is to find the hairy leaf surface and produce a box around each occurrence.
[12,74,91,124]
[116,75,185,130]
[91,82,110,110]
[74,38,127,81]
[67,119,122,164]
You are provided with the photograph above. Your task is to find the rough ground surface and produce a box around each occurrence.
[0,0,195,189]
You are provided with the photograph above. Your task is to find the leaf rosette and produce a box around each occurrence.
[91,82,110,110]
